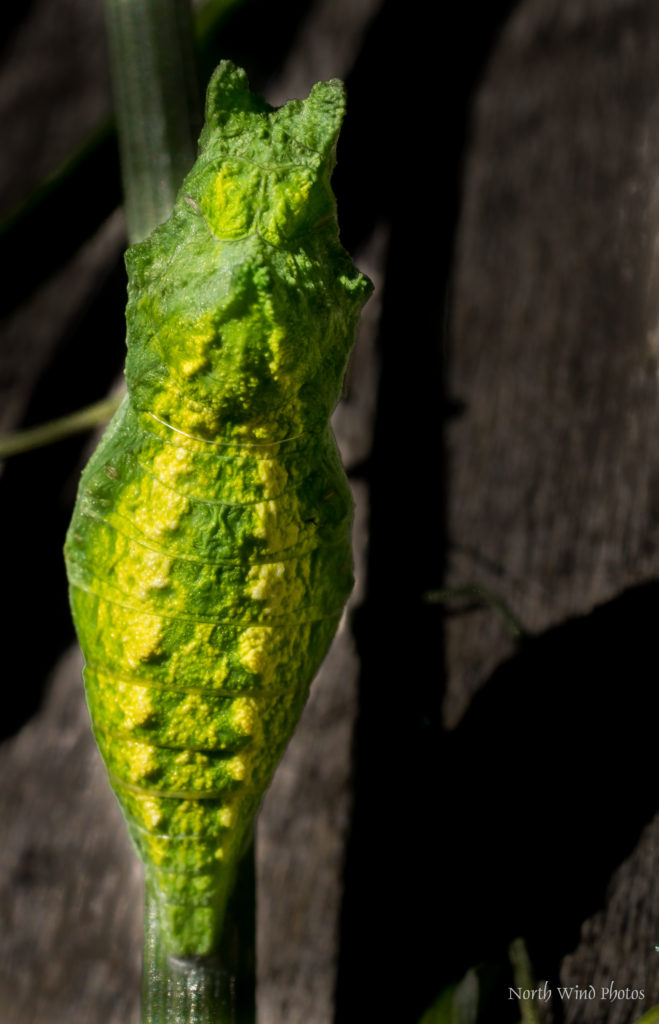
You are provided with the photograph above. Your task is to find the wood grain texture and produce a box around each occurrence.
[448,0,659,721]
[0,648,143,1024]
[447,0,659,1019]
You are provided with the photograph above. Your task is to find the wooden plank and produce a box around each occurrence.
[447,1,659,1019]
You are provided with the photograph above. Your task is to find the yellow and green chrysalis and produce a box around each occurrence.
[64,61,372,956]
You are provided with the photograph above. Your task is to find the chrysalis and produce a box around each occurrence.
[64,61,372,957]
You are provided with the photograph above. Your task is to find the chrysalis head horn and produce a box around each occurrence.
[273,79,346,162]
[199,60,270,144]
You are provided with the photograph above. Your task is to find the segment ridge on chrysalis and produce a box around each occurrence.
[64,59,372,957]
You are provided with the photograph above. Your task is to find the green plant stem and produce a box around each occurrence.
[142,848,256,1024]
[509,938,541,1024]
[102,0,201,243]
[0,395,122,459]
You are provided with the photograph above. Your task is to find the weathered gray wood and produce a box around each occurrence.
[448,1,659,1019]
[0,648,143,1024]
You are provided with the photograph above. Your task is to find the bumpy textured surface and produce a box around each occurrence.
[64,61,372,956]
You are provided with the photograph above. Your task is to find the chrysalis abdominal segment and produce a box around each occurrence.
[64,61,372,956]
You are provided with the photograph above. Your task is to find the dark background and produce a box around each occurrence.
[2,1,659,1022]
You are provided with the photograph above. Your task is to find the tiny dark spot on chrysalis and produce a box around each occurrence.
[74,533,83,543]
[305,517,318,525]
[322,490,335,500]
[104,464,119,480]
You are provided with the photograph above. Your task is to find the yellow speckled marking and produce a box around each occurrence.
[226,756,246,781]
[140,797,164,831]
[256,454,288,497]
[230,697,256,735]
[128,742,159,784]
[122,686,155,729]
[247,560,307,616]
[219,805,234,828]
[121,615,164,670]
[238,626,272,680]
[254,496,301,551]
[122,463,190,540]
[116,547,172,600]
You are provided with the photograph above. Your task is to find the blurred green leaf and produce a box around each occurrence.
[508,938,541,1024]
[632,1007,659,1024]
[418,968,479,1024]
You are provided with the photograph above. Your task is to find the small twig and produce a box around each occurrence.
[424,583,527,642]
[509,938,542,1024]
[631,1006,659,1023]
[0,395,123,459]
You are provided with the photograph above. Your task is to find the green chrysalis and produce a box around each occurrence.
[64,61,372,956]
